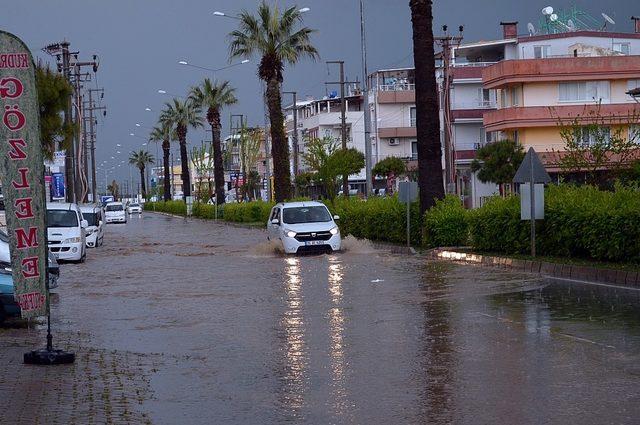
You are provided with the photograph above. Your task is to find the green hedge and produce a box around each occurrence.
[326,196,422,245]
[221,201,274,224]
[423,195,469,248]
[144,200,187,216]
[417,185,640,263]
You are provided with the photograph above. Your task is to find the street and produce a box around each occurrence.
[1,212,640,424]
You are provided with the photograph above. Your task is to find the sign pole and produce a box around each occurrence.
[529,153,536,257]
[406,199,411,250]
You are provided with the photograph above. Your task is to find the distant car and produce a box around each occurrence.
[267,201,341,254]
[47,203,88,263]
[105,202,127,224]
[80,204,105,248]
[127,203,142,214]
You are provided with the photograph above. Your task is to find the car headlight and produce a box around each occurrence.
[330,227,339,235]
[286,230,297,238]
[86,228,95,235]
[63,237,82,244]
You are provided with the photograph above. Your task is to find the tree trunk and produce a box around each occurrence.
[177,124,191,199]
[266,77,291,202]
[140,167,147,199]
[209,109,226,205]
[162,139,171,201]
[410,0,444,214]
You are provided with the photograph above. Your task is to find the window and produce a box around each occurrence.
[627,79,640,97]
[499,86,521,108]
[477,88,494,107]
[629,125,640,144]
[573,127,611,147]
[47,210,79,228]
[410,107,416,127]
[534,45,551,59]
[559,81,610,102]
[613,43,630,55]
[411,141,418,160]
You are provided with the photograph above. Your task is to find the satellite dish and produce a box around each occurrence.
[550,14,558,22]
[602,13,615,25]
[542,6,554,16]
[527,22,536,35]
[567,19,576,31]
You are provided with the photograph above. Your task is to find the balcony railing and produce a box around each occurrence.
[452,61,498,68]
[378,83,415,92]
[452,100,497,110]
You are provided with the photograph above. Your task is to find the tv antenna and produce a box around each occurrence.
[567,19,576,31]
[601,13,615,30]
[542,6,554,16]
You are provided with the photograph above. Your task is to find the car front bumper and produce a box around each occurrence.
[48,241,83,261]
[106,216,126,223]
[86,232,98,248]
[281,233,342,254]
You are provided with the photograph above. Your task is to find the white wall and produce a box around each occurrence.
[518,36,640,58]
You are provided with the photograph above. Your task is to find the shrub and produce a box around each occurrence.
[423,195,469,247]
[192,203,223,220]
[467,195,530,254]
[144,200,187,216]
[222,201,274,224]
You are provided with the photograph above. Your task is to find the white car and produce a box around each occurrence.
[105,202,127,224]
[47,203,88,263]
[127,203,142,214]
[267,201,341,254]
[80,204,105,248]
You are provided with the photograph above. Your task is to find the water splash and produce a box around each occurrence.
[340,235,376,254]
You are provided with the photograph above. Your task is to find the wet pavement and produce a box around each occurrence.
[1,212,640,424]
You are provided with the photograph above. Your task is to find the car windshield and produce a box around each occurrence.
[282,206,332,224]
[47,210,79,227]
[83,212,98,226]
[106,204,123,212]
[0,230,8,243]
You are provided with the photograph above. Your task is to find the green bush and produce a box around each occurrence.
[222,201,274,223]
[327,196,422,245]
[423,195,469,247]
[193,203,223,220]
[467,195,530,254]
[144,200,187,216]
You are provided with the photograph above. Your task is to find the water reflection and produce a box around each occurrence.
[327,255,351,419]
[279,256,308,418]
[418,262,454,423]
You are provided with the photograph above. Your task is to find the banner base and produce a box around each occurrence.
[24,348,75,365]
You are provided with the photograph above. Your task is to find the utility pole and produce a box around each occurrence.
[283,91,299,177]
[435,25,464,194]
[86,89,105,203]
[360,0,373,198]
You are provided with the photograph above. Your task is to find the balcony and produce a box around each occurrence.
[483,56,640,89]
[483,103,640,132]
[451,100,497,110]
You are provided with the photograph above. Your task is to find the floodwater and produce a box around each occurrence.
[3,212,640,424]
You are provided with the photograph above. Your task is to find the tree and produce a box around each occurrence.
[409,0,444,214]
[238,126,263,201]
[229,1,318,202]
[160,99,204,200]
[190,142,215,202]
[552,104,640,186]
[107,180,119,201]
[373,156,407,195]
[189,79,237,205]
[149,122,175,201]
[471,140,525,193]
[129,150,155,199]
[36,66,74,160]
[302,137,365,200]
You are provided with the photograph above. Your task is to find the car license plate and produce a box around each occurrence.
[305,240,324,246]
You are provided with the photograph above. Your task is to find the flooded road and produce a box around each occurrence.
[2,212,640,424]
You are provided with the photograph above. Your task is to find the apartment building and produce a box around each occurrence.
[482,21,640,177]
[285,94,366,189]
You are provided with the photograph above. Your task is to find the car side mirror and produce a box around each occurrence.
[81,220,88,228]
[271,219,280,225]
[333,215,340,220]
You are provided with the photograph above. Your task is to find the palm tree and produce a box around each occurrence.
[160,99,203,200]
[229,1,318,202]
[189,79,237,205]
[129,150,155,199]
[149,122,175,201]
[410,0,444,214]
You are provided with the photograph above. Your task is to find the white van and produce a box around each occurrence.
[47,203,88,263]
[80,204,105,248]
[105,202,127,224]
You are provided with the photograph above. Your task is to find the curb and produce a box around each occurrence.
[427,248,640,289]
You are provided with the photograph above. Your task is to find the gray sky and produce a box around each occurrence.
[1,0,638,183]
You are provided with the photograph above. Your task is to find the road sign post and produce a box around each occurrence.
[513,147,551,257]
[398,181,418,251]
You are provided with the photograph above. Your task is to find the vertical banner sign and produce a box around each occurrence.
[0,31,48,318]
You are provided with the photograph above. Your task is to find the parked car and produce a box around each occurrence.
[47,203,87,263]
[80,204,105,248]
[127,203,142,214]
[0,267,19,322]
[267,201,341,254]
[0,229,59,289]
[105,202,127,224]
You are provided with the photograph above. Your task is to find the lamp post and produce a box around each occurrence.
[177,59,250,76]
[359,0,373,197]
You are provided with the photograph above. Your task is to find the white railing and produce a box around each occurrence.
[452,100,497,109]
[378,83,415,92]
[453,61,498,68]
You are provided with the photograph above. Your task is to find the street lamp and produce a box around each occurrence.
[177,59,250,73]
[145,107,153,112]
